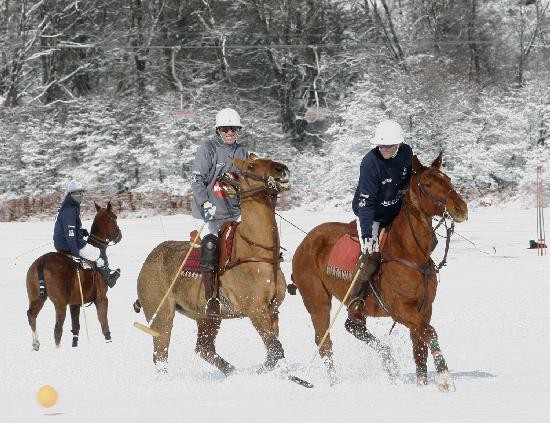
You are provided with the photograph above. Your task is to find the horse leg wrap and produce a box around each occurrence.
[416,364,428,385]
[428,337,447,372]
[71,330,79,347]
[264,338,285,370]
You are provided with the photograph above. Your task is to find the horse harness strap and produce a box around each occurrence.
[435,218,455,270]
[376,257,437,315]
[220,225,282,285]
[87,233,109,249]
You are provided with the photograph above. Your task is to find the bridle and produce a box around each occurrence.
[221,160,289,285]
[87,213,122,250]
[417,169,457,217]
[238,161,283,204]
[372,167,458,320]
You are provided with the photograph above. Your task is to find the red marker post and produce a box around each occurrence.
[536,165,546,256]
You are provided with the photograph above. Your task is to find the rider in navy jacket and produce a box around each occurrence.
[53,192,87,257]
[348,120,413,324]
[352,142,413,240]
[53,180,120,288]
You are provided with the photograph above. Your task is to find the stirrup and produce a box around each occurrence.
[205,298,221,318]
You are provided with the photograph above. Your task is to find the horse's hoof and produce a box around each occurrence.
[381,351,400,380]
[32,342,40,351]
[104,332,111,342]
[156,366,168,374]
[416,375,428,386]
[328,369,340,386]
[72,337,78,347]
[436,370,456,392]
[222,364,236,376]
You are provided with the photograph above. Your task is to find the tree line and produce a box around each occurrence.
[0,1,549,206]
[2,1,548,141]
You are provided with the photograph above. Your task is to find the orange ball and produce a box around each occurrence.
[36,385,58,408]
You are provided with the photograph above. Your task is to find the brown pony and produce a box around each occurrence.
[26,202,122,350]
[135,157,291,376]
[291,152,468,391]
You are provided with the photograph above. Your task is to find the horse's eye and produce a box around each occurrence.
[248,163,255,170]
[424,183,431,188]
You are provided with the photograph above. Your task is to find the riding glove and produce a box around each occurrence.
[202,201,216,222]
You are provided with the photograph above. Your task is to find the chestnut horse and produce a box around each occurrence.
[291,152,468,391]
[136,157,291,376]
[26,202,122,350]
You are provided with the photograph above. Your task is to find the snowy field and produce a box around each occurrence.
[1,204,549,423]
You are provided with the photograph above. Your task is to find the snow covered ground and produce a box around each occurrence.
[1,204,549,422]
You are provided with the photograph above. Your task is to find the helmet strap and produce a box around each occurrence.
[390,143,400,159]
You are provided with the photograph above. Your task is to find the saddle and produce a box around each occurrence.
[181,222,239,278]
[70,255,94,270]
[55,250,94,270]
[326,221,388,282]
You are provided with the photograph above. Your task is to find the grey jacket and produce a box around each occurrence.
[191,136,249,221]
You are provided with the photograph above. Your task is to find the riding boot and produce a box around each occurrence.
[98,265,120,288]
[347,252,381,323]
[200,234,221,318]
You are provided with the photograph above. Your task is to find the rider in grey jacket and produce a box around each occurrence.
[190,108,249,317]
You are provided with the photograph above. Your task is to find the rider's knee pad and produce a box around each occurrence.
[200,234,219,272]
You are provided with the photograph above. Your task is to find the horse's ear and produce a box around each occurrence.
[94,202,101,212]
[411,155,425,173]
[106,201,112,212]
[431,151,443,169]
[248,152,258,160]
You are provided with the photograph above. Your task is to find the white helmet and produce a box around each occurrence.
[67,180,84,193]
[215,108,243,128]
[372,119,404,146]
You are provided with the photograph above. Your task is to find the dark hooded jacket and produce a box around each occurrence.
[53,194,87,256]
[352,143,413,239]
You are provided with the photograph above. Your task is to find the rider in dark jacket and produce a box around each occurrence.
[53,190,87,257]
[348,120,413,323]
[53,180,120,288]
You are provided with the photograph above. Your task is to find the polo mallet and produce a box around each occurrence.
[134,223,205,337]
[75,267,90,343]
[303,228,385,379]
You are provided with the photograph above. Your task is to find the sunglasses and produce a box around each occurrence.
[218,126,241,133]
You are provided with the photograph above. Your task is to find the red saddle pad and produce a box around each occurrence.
[181,246,201,276]
[327,234,360,280]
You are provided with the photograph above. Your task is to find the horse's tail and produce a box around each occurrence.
[37,257,46,297]
[132,299,142,313]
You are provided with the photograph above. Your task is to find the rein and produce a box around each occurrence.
[223,160,283,284]
[371,170,457,319]
[87,233,109,249]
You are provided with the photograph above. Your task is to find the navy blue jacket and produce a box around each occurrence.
[352,143,413,239]
[53,195,87,256]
